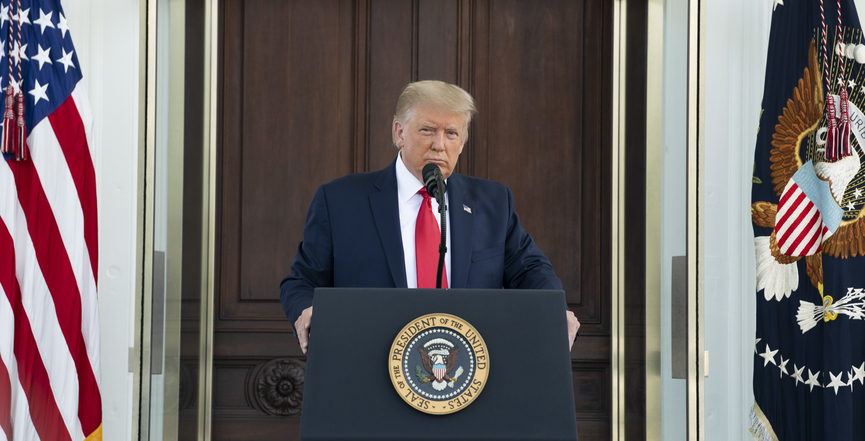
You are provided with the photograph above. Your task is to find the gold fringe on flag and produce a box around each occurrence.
[84,423,103,441]
[749,401,779,441]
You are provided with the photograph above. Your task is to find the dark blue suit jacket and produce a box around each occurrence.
[279,158,563,329]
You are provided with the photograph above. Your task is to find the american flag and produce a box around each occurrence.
[0,0,101,440]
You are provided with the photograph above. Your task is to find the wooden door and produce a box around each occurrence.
[213,1,612,439]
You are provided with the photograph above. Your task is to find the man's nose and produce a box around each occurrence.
[431,131,445,151]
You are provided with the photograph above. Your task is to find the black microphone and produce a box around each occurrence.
[422,163,447,206]
[421,163,448,289]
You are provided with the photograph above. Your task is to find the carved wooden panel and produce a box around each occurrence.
[574,363,612,439]
[572,363,609,415]
[468,0,611,331]
[367,0,413,170]
[215,1,614,439]
[220,0,355,321]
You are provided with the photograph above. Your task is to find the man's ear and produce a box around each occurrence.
[394,120,405,148]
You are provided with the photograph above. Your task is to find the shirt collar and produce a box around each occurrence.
[396,151,425,203]
[395,152,449,204]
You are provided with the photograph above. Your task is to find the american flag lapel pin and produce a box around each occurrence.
[463,204,472,214]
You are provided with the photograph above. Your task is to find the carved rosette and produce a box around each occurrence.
[250,358,306,416]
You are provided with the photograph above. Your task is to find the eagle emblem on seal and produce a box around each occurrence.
[389,313,488,414]
[417,338,464,391]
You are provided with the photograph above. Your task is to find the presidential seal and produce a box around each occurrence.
[388,313,489,415]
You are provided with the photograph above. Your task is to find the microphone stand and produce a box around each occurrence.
[435,174,447,289]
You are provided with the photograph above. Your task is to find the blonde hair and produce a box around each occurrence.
[392,80,478,146]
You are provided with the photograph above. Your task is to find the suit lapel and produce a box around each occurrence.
[370,159,408,288]
[447,174,474,289]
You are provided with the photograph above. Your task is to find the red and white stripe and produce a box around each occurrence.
[0,82,101,440]
[775,181,829,257]
[0,274,41,441]
[433,367,445,382]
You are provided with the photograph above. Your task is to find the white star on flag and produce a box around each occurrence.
[760,344,779,367]
[778,355,789,378]
[11,42,28,65]
[33,8,54,34]
[853,362,865,386]
[57,12,69,38]
[28,79,48,104]
[827,371,846,395]
[8,78,21,96]
[12,7,31,26]
[0,6,8,27]
[31,44,52,70]
[850,79,858,89]
[56,47,75,73]
[805,369,822,392]
[791,364,805,386]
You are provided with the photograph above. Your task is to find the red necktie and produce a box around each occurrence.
[416,187,447,288]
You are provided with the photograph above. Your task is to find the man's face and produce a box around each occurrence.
[394,105,466,183]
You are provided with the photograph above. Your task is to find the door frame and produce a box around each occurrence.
[134,0,709,439]
[639,0,707,439]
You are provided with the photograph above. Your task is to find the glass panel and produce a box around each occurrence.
[147,0,173,437]
[145,0,205,439]
[701,2,770,440]
[658,0,689,438]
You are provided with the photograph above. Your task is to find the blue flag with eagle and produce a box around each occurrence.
[751,0,865,439]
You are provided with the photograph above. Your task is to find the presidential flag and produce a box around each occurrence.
[751,0,865,439]
[0,1,101,441]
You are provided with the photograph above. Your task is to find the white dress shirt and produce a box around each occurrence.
[396,152,452,288]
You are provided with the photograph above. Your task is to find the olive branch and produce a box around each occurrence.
[415,365,430,384]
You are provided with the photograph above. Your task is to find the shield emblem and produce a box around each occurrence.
[433,364,446,381]
[775,179,828,256]
[774,161,845,257]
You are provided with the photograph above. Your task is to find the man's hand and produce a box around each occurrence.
[295,306,313,354]
[566,311,580,351]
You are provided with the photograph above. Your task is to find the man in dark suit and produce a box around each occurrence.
[280,80,579,354]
